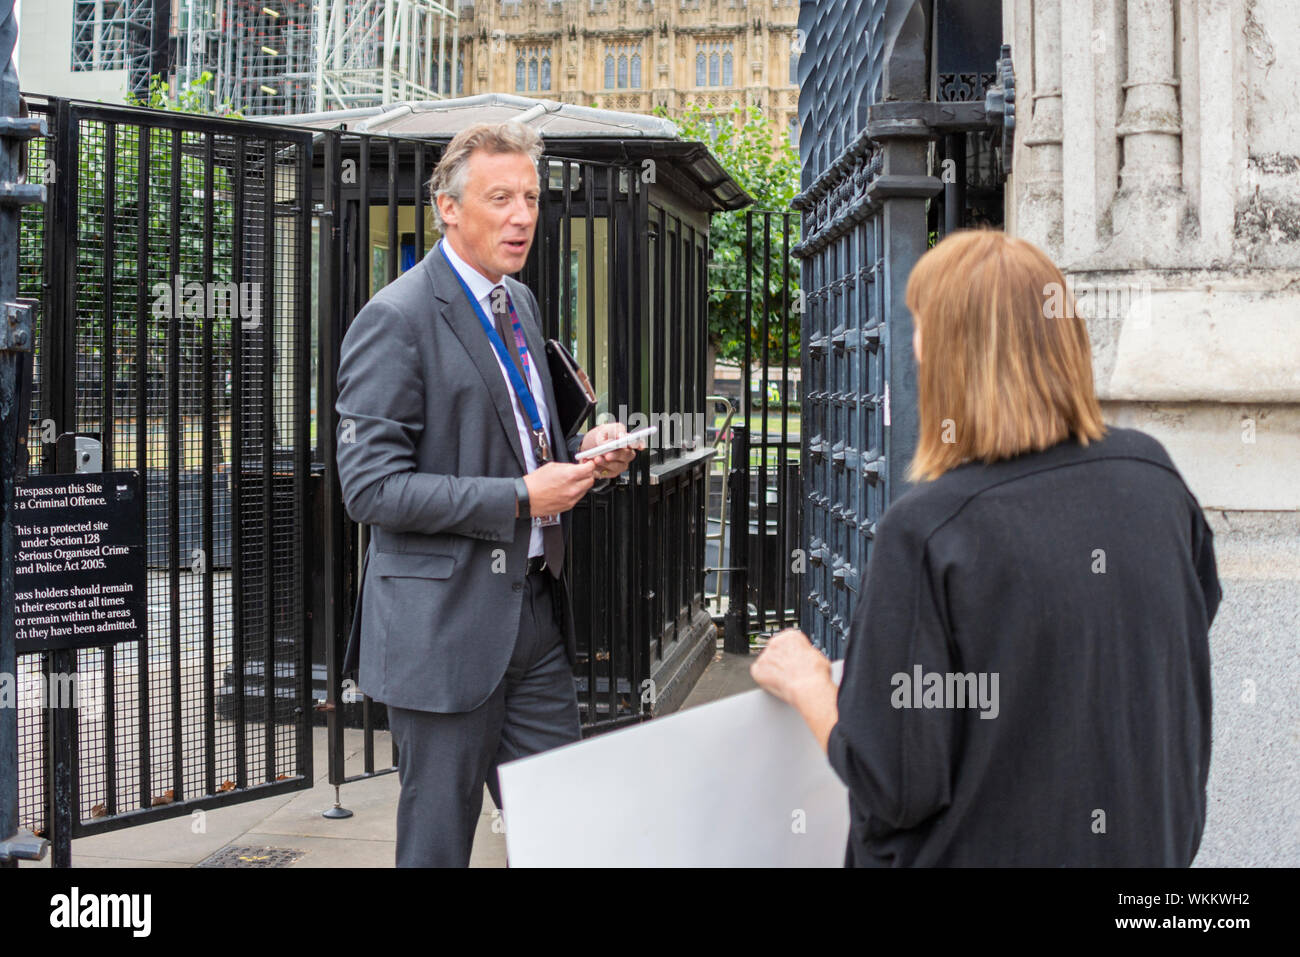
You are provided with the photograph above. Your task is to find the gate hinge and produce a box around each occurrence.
[0,115,47,141]
[0,181,46,207]
[0,298,36,353]
[868,101,991,138]
[0,828,49,863]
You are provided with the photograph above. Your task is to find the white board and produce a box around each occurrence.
[497,665,849,867]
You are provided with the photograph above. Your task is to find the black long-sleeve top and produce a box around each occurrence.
[827,427,1220,866]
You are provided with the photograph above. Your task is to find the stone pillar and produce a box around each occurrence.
[1112,0,1185,251]
[1019,0,1064,257]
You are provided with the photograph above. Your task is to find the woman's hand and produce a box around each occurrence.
[751,629,839,752]
[751,628,831,706]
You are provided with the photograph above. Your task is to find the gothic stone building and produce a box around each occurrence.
[456,0,802,140]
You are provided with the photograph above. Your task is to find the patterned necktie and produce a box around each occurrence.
[491,285,564,578]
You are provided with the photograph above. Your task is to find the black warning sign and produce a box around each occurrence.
[12,470,146,653]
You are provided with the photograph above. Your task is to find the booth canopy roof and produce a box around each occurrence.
[264,94,752,212]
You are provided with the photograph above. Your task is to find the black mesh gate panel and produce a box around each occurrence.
[16,98,314,850]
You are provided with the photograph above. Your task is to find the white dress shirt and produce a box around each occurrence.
[440,237,551,558]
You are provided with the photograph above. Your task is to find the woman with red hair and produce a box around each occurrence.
[752,230,1220,867]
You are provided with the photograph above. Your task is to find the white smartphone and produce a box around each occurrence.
[574,425,657,462]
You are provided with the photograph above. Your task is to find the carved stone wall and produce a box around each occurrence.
[1005,0,1300,870]
[1005,0,1300,512]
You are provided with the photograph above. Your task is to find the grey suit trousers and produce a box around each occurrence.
[387,569,581,867]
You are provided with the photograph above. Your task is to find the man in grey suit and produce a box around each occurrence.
[335,121,636,867]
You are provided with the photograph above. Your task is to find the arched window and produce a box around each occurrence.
[617,53,628,88]
[722,51,733,85]
[709,52,719,86]
[515,54,526,91]
[541,51,551,89]
[696,53,705,86]
[528,55,538,90]
[457,56,464,94]
[605,54,615,88]
[789,50,798,84]
[630,52,641,88]
[788,116,799,146]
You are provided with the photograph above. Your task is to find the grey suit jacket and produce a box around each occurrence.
[335,242,584,713]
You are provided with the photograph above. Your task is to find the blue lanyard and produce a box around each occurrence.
[439,241,547,440]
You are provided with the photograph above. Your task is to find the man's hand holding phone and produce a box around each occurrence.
[518,424,647,520]
[577,422,647,479]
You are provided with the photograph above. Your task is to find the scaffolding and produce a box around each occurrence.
[314,0,461,111]
[224,0,318,115]
[71,0,160,99]
[169,0,319,115]
[165,0,461,117]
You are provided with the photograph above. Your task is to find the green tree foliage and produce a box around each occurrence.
[71,73,241,414]
[662,103,802,369]
[125,72,242,117]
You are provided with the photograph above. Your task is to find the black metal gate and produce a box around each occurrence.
[524,158,647,730]
[715,209,803,649]
[526,156,716,729]
[792,0,1013,657]
[17,97,314,863]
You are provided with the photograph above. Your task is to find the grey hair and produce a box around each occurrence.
[428,121,544,230]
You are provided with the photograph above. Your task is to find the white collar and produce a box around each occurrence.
[440,236,500,304]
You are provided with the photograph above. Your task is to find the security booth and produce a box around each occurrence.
[268,95,750,753]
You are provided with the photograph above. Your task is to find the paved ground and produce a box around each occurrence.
[1192,510,1300,868]
[20,643,758,869]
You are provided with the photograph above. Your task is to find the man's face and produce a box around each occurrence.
[438,149,539,282]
